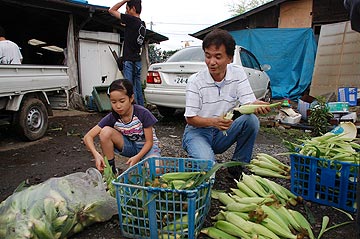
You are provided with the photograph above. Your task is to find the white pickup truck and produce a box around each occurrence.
[0,65,70,141]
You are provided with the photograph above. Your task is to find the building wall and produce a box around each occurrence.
[278,0,313,28]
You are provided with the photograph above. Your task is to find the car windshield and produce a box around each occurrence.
[166,47,205,62]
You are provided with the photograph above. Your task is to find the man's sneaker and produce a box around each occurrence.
[227,165,243,180]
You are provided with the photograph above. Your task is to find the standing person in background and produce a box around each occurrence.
[109,0,146,106]
[182,29,270,180]
[344,0,360,33]
[0,26,22,64]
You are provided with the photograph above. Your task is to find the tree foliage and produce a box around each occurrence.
[227,0,272,15]
[148,44,179,64]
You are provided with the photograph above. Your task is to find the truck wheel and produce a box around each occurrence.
[16,98,48,141]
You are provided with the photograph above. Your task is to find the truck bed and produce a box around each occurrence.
[0,65,70,97]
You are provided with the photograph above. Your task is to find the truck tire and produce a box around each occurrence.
[15,98,48,141]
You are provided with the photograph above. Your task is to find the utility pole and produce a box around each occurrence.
[149,21,154,31]
[181,40,194,48]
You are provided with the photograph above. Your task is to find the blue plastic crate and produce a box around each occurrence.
[112,157,215,239]
[290,154,358,212]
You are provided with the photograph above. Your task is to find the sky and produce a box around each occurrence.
[87,0,233,51]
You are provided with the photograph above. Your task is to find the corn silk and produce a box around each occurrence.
[0,168,118,238]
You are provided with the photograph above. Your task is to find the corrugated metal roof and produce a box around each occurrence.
[0,0,168,44]
[190,0,288,39]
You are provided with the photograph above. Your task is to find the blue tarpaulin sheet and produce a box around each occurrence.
[230,28,317,100]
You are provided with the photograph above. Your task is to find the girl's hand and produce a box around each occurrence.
[126,156,141,167]
[93,153,105,173]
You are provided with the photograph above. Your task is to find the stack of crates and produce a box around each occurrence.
[112,157,214,239]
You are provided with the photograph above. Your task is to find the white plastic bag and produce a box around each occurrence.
[0,168,118,239]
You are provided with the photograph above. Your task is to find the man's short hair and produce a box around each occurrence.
[127,0,142,14]
[202,28,236,57]
[0,26,5,37]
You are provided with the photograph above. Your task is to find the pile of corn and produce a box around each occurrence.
[247,153,291,179]
[284,132,360,163]
[0,168,118,239]
[202,174,313,239]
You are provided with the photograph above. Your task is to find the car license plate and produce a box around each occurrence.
[174,75,188,85]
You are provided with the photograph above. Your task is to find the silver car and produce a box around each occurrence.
[145,45,271,117]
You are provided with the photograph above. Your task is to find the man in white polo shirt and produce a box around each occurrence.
[182,28,270,179]
[0,26,22,64]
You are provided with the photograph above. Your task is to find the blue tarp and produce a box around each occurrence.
[230,28,317,100]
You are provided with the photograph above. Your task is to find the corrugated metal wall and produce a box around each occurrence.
[310,21,360,98]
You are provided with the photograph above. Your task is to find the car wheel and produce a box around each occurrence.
[157,106,176,118]
[15,98,48,141]
[263,86,272,103]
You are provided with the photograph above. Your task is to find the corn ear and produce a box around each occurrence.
[217,192,236,205]
[274,206,301,231]
[230,188,249,198]
[230,195,275,205]
[256,153,290,169]
[234,102,281,114]
[201,227,238,239]
[225,202,259,212]
[224,111,234,120]
[247,165,290,179]
[248,220,281,239]
[288,209,315,239]
[158,234,181,239]
[31,218,55,239]
[160,171,202,182]
[241,173,268,197]
[214,220,252,239]
[260,217,297,239]
[222,211,252,233]
[260,205,289,229]
[236,180,259,197]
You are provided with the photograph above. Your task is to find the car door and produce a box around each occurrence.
[238,48,269,99]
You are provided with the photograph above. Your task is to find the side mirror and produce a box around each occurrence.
[261,64,271,72]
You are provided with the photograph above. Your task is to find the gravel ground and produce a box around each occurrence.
[0,108,358,239]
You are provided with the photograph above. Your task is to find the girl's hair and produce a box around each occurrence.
[108,79,134,98]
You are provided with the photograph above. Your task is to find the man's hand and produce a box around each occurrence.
[252,101,271,115]
[213,117,233,131]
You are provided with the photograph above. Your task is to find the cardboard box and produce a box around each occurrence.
[297,95,315,121]
[338,87,357,106]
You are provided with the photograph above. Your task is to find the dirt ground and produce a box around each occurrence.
[0,108,358,239]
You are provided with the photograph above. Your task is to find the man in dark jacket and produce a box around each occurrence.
[344,0,360,32]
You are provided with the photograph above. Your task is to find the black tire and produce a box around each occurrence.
[157,106,176,118]
[263,86,272,103]
[15,98,48,141]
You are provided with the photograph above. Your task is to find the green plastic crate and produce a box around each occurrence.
[91,86,111,112]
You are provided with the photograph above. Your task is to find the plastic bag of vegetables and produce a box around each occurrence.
[0,168,118,239]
